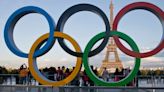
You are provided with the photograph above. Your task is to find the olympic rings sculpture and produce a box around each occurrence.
[3,2,164,86]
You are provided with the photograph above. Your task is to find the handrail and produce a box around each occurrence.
[0,85,164,89]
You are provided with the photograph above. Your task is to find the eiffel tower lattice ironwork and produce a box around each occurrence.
[99,0,123,74]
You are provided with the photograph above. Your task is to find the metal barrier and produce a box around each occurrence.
[1,74,164,86]
[0,85,164,92]
[0,74,164,92]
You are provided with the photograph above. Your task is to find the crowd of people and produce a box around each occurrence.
[15,64,136,86]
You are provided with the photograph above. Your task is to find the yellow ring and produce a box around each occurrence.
[28,32,82,86]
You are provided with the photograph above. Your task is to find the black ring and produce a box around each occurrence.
[56,4,110,57]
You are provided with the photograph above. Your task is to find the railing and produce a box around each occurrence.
[0,85,164,92]
[0,74,164,92]
[0,74,164,86]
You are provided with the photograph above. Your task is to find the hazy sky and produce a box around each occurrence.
[0,0,163,69]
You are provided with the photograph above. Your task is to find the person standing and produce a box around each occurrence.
[19,64,28,85]
[114,68,120,81]
[102,67,109,82]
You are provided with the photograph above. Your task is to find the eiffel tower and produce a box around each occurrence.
[99,0,123,74]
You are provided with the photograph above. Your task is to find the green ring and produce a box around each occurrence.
[83,31,140,86]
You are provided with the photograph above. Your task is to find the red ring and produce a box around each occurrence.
[113,2,164,58]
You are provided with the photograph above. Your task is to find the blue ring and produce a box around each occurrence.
[56,4,110,57]
[4,6,55,58]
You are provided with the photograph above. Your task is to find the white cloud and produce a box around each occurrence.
[123,56,164,69]
[143,57,164,62]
